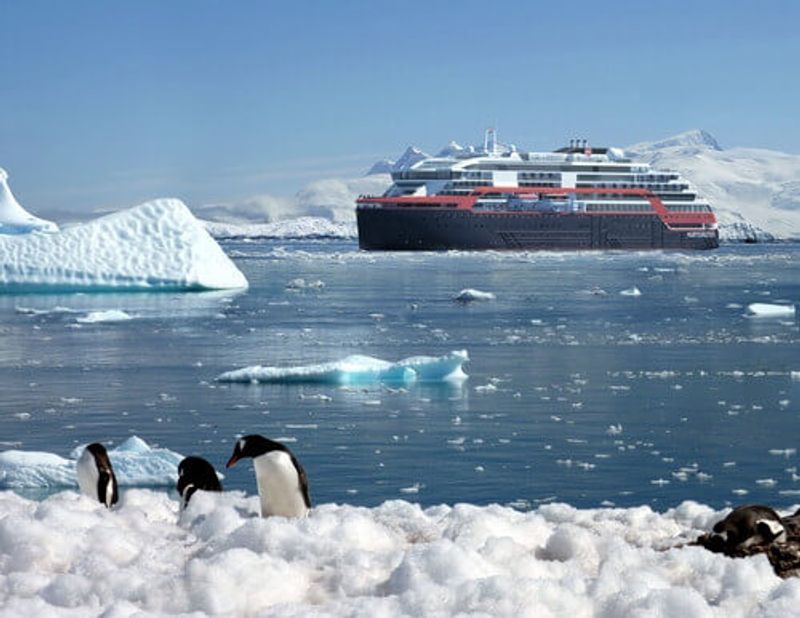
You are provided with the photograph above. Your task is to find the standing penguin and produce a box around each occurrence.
[76,443,119,508]
[177,456,223,507]
[226,435,311,517]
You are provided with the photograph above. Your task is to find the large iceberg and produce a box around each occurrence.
[0,436,184,488]
[0,490,793,616]
[217,350,469,384]
[0,199,248,291]
[0,168,58,234]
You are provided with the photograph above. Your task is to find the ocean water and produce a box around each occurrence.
[0,241,798,511]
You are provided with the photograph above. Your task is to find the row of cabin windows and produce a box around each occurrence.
[664,204,713,212]
[576,182,689,192]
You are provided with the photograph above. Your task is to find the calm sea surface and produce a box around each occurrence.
[1,241,798,510]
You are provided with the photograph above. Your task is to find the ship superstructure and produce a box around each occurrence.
[356,131,719,250]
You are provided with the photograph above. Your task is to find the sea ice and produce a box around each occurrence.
[454,288,496,303]
[0,199,248,291]
[0,168,58,234]
[620,286,642,297]
[0,436,183,488]
[217,350,469,385]
[75,310,134,324]
[745,303,796,318]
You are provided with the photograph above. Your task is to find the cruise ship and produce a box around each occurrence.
[356,130,719,251]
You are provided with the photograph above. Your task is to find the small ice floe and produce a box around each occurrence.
[285,278,325,290]
[454,288,495,303]
[298,393,333,402]
[217,350,469,385]
[756,479,777,488]
[745,303,795,318]
[769,448,797,458]
[76,310,134,324]
[0,436,183,488]
[606,424,623,436]
[620,286,642,297]
[474,383,498,394]
[650,478,670,486]
[399,483,421,494]
[732,488,749,496]
[791,371,800,381]
[16,305,78,316]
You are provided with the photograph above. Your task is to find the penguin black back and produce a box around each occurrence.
[77,442,119,508]
[177,456,223,507]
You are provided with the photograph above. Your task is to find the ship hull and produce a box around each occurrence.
[357,209,719,251]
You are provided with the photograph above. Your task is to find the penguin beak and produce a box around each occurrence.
[226,455,239,469]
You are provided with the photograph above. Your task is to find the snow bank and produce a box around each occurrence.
[0,199,248,291]
[0,436,183,488]
[0,491,793,616]
[746,303,796,318]
[217,350,469,385]
[455,288,496,303]
[0,168,58,235]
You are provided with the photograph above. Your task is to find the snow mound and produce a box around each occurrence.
[745,303,796,318]
[0,168,58,234]
[0,436,184,488]
[0,199,248,291]
[455,288,496,303]
[0,491,791,616]
[217,350,469,385]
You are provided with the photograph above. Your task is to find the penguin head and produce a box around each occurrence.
[226,435,286,468]
[85,443,113,471]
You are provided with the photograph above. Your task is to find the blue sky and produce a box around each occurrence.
[1,0,797,216]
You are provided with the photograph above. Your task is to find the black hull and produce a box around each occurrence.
[357,210,719,251]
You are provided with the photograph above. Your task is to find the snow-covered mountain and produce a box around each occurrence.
[366,146,429,175]
[625,129,800,241]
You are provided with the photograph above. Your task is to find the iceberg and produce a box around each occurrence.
[745,303,796,318]
[0,491,792,616]
[0,436,184,488]
[454,288,496,303]
[0,199,248,292]
[217,350,469,385]
[0,168,58,234]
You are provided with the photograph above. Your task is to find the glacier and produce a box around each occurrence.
[0,489,794,616]
[0,198,248,292]
[0,168,58,235]
[0,436,184,488]
[217,350,469,384]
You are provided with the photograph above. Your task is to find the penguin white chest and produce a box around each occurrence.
[252,451,308,518]
[76,449,99,500]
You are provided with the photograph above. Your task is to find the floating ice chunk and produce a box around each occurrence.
[0,199,248,291]
[0,436,183,488]
[606,424,623,436]
[0,168,58,234]
[286,278,325,290]
[756,479,777,488]
[620,286,642,297]
[454,288,496,303]
[769,448,797,458]
[217,350,469,385]
[790,371,800,381]
[76,310,134,324]
[745,303,796,318]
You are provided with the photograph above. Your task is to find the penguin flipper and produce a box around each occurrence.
[98,471,118,508]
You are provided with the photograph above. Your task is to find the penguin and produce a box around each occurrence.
[177,456,223,507]
[711,504,786,551]
[76,443,119,508]
[225,435,311,518]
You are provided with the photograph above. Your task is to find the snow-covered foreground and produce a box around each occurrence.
[0,437,183,489]
[0,490,795,617]
[0,199,247,292]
